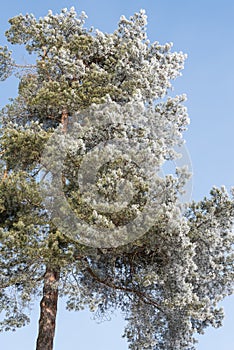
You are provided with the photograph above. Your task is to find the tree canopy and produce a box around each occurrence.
[0,7,233,350]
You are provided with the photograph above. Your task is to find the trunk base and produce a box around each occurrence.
[36,266,60,350]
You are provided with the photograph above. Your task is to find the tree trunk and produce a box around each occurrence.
[36,266,60,350]
[61,108,68,133]
[36,107,66,350]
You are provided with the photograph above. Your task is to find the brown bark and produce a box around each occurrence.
[2,168,8,180]
[61,108,68,133]
[36,266,60,350]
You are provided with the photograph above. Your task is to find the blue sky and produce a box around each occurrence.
[1,1,234,349]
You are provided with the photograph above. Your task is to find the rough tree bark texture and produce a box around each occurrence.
[36,108,67,350]
[61,109,68,133]
[36,266,60,350]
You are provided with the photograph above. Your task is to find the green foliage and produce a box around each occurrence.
[1,122,50,173]
[0,46,13,81]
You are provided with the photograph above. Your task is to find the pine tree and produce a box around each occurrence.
[0,8,233,350]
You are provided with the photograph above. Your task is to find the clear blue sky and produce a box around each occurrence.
[1,1,234,349]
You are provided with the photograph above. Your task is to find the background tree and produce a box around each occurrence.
[0,7,233,350]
